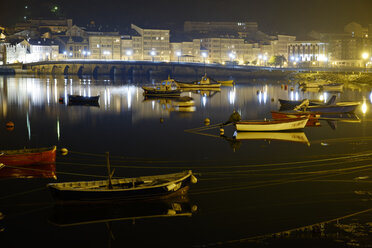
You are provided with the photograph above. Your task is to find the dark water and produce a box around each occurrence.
[0,75,372,247]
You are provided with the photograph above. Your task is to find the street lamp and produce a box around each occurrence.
[229,52,236,68]
[126,50,133,61]
[263,55,268,66]
[176,51,181,63]
[201,51,208,74]
[150,50,156,62]
[362,52,369,72]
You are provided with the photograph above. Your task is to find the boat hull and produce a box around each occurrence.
[278,99,324,110]
[142,87,181,97]
[47,171,196,203]
[306,104,359,114]
[68,95,99,103]
[0,146,57,166]
[235,118,308,132]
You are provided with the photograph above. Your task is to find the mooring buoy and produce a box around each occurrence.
[60,148,68,156]
[204,118,210,126]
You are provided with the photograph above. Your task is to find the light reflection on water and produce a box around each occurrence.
[0,75,372,247]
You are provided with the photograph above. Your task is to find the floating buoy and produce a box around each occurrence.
[191,205,198,212]
[271,98,274,102]
[204,118,210,126]
[290,87,294,91]
[160,118,164,123]
[281,84,284,89]
[219,128,224,136]
[6,121,14,131]
[60,148,68,156]
[284,85,288,90]
[167,209,177,215]
[58,97,64,103]
[6,121,14,128]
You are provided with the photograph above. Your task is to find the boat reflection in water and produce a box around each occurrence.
[320,113,361,123]
[48,196,197,227]
[320,113,361,130]
[143,96,196,113]
[233,131,310,145]
[0,163,56,179]
[0,211,4,232]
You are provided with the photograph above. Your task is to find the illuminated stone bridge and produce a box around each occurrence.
[10,60,295,78]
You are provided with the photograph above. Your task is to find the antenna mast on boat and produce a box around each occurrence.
[106,152,114,189]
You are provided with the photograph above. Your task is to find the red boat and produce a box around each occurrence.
[271,111,320,120]
[0,146,57,166]
[0,163,56,179]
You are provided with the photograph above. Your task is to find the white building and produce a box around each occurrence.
[288,40,328,66]
[131,24,170,61]
[200,37,246,64]
[89,35,121,60]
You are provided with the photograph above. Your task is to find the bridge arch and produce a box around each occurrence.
[77,66,84,78]
[51,65,61,75]
[146,68,153,78]
[109,66,117,78]
[63,65,70,76]
[93,66,100,78]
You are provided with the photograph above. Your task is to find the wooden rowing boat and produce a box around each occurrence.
[68,95,100,104]
[47,170,197,203]
[235,118,309,132]
[0,146,57,166]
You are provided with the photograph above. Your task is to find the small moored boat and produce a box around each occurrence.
[279,95,336,110]
[294,99,360,114]
[235,118,309,132]
[176,74,221,89]
[68,95,100,104]
[321,83,344,92]
[0,146,57,166]
[47,170,197,203]
[142,77,181,97]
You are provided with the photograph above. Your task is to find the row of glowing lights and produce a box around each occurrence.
[290,54,328,62]
[289,52,372,64]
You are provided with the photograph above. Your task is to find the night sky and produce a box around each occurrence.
[2,0,372,35]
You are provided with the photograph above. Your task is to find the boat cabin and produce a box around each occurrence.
[157,79,179,90]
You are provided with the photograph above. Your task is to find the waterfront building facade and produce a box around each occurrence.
[131,24,170,61]
[184,21,258,35]
[200,37,246,64]
[89,35,121,60]
[288,41,328,66]
[272,35,296,60]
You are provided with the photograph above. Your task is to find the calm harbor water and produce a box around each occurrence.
[1,74,372,247]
